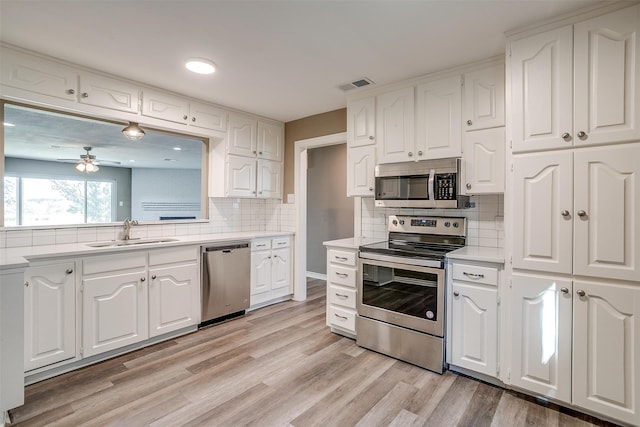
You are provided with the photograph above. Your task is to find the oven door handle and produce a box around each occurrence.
[428,169,436,207]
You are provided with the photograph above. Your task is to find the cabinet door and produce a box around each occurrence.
[347,145,375,197]
[573,144,640,281]
[141,89,189,124]
[257,121,284,161]
[510,273,572,403]
[257,159,282,199]
[463,63,505,131]
[24,263,76,371]
[450,283,497,377]
[512,151,573,274]
[251,251,272,296]
[189,102,228,132]
[82,272,148,357]
[462,127,505,194]
[416,75,462,159]
[0,48,77,101]
[511,26,573,153]
[148,263,199,338]
[376,87,415,164]
[271,248,291,291]
[226,155,256,197]
[574,5,640,146]
[228,113,257,157]
[348,97,376,147]
[572,280,640,426]
[78,73,139,113]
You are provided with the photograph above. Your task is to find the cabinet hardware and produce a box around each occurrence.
[369,187,373,191]
[560,287,569,294]
[577,289,586,297]
[463,272,484,279]
[183,115,188,120]
[335,256,348,261]
[81,92,88,98]
[408,152,413,157]
[253,150,257,154]
[336,272,348,278]
[577,210,587,218]
[453,291,459,296]
[259,151,263,155]
[277,242,286,245]
[334,313,348,320]
[66,89,75,95]
[257,244,266,247]
[151,275,157,280]
[141,277,146,282]
[561,210,570,217]
[192,117,196,122]
[561,132,571,141]
[66,268,73,274]
[577,131,587,139]
[417,151,423,156]
[259,191,263,195]
[24,281,29,287]
[466,183,472,190]
[466,120,472,126]
[335,293,348,299]
[369,135,375,140]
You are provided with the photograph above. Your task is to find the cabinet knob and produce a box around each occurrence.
[252,191,256,195]
[561,210,570,217]
[417,151,423,156]
[141,277,146,282]
[259,191,263,195]
[453,291,459,297]
[466,183,471,190]
[408,152,413,157]
[577,131,587,139]
[183,115,188,120]
[253,150,257,154]
[24,281,29,287]
[369,135,375,140]
[66,89,75,95]
[577,289,586,297]
[81,92,88,98]
[577,210,587,218]
[66,268,73,274]
[368,187,373,191]
[561,132,571,141]
[466,120,472,126]
[259,151,263,155]
[192,117,196,122]
[560,287,569,294]
[151,275,157,280]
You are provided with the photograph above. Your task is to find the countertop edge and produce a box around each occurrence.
[446,246,505,264]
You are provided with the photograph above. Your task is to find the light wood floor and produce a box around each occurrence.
[11,279,618,427]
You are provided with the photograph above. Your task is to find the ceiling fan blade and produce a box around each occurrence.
[94,160,122,165]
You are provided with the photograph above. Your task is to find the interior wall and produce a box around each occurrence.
[306,144,354,275]
[131,168,201,220]
[283,108,346,198]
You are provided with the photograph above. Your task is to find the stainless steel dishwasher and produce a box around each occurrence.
[201,241,251,325]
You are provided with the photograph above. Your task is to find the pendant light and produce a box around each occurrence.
[122,122,145,141]
[75,159,99,173]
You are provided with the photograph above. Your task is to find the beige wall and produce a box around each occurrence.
[283,108,346,197]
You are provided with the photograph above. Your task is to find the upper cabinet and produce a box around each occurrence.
[78,72,139,113]
[463,63,505,131]
[416,74,462,159]
[511,5,640,153]
[347,97,376,147]
[189,102,228,132]
[141,89,228,132]
[376,87,415,163]
[228,113,284,162]
[257,121,284,161]
[462,127,505,194]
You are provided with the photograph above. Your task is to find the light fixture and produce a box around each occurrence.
[185,58,216,75]
[74,147,100,173]
[173,147,182,151]
[122,122,145,140]
[3,122,15,127]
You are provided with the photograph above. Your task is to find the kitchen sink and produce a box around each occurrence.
[86,238,179,248]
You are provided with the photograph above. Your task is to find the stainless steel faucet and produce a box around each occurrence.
[122,218,139,240]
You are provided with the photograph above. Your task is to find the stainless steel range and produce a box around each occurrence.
[357,215,466,373]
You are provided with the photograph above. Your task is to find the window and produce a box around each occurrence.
[3,176,115,226]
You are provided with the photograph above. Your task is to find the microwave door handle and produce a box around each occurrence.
[428,169,436,207]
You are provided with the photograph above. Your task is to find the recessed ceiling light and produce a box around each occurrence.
[3,122,15,127]
[173,147,182,151]
[185,58,216,75]
[129,160,136,163]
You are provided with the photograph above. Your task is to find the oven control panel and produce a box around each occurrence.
[389,215,466,236]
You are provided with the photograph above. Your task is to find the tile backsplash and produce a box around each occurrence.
[359,194,504,248]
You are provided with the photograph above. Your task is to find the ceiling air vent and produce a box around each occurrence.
[338,77,374,91]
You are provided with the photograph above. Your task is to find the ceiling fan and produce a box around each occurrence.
[57,146,121,173]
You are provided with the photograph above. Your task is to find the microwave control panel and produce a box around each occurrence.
[435,174,456,200]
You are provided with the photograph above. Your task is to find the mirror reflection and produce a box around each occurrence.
[2,103,206,227]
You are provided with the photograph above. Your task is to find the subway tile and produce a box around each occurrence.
[6,229,33,247]
[32,229,56,246]
[55,228,77,244]
[479,237,498,248]
[0,231,5,248]
[147,225,163,238]
[97,226,117,241]
[479,229,498,239]
[76,228,97,243]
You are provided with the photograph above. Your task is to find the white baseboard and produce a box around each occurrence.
[306,271,327,281]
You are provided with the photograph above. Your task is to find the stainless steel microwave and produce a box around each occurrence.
[374,158,469,208]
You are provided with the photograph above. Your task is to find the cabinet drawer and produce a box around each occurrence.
[327,249,357,267]
[452,263,498,286]
[328,306,356,332]
[327,265,356,288]
[252,239,271,251]
[328,285,356,309]
[271,237,290,249]
[83,252,146,275]
[149,246,198,266]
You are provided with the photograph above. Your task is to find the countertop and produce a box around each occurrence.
[322,237,384,250]
[446,246,505,264]
[0,231,294,270]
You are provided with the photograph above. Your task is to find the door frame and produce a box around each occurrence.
[293,132,347,301]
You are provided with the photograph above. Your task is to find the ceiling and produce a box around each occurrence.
[0,0,604,123]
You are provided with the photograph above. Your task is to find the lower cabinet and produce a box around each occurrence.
[24,261,77,371]
[250,237,292,307]
[511,272,640,425]
[325,246,358,337]
[448,260,500,378]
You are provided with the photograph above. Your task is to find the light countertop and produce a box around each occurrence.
[323,237,384,250]
[446,246,505,264]
[0,231,294,270]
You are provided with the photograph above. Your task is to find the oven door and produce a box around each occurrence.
[357,256,444,337]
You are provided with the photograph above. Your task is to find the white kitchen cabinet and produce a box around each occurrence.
[81,252,149,358]
[511,5,640,153]
[325,246,358,337]
[513,144,640,281]
[416,75,462,159]
[24,262,76,372]
[225,155,282,199]
[257,159,283,199]
[189,102,228,132]
[463,62,505,131]
[510,273,573,403]
[228,113,284,162]
[348,97,376,147]
[141,89,190,124]
[449,261,500,378]
[78,72,139,113]
[257,121,284,161]
[462,127,505,194]
[250,237,292,307]
[148,246,199,338]
[376,87,415,164]
[347,145,376,197]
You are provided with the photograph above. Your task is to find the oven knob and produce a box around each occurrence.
[399,220,405,225]
[444,221,451,227]
[453,222,459,228]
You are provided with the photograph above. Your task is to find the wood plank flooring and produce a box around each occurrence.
[10,279,619,427]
